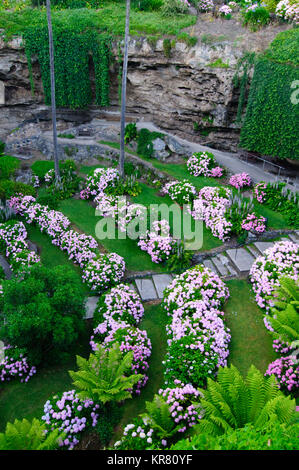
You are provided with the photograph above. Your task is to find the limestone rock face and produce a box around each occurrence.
[0,36,247,150]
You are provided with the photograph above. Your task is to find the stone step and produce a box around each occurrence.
[247,244,261,258]
[84,296,99,320]
[203,258,219,276]
[135,278,158,301]
[0,255,12,280]
[218,253,238,277]
[211,255,229,277]
[288,233,299,243]
[152,274,173,299]
[253,241,274,254]
[226,248,255,275]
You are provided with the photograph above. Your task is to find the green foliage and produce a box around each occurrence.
[161,0,189,16]
[0,264,85,365]
[0,155,20,180]
[137,128,164,158]
[36,187,61,210]
[268,277,299,346]
[240,30,299,160]
[166,240,192,273]
[58,133,75,139]
[132,0,163,11]
[207,58,229,69]
[0,180,36,200]
[0,418,64,451]
[163,38,172,58]
[242,6,270,29]
[0,141,5,155]
[177,33,197,47]
[261,182,299,227]
[24,25,112,109]
[194,364,296,436]
[171,422,299,450]
[233,52,255,123]
[31,160,55,179]
[263,0,279,13]
[124,122,137,144]
[69,343,143,404]
[225,191,254,235]
[141,395,181,438]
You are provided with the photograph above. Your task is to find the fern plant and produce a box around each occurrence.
[69,343,143,404]
[268,277,299,346]
[193,365,295,436]
[141,395,182,439]
[0,418,64,450]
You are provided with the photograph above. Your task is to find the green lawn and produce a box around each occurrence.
[58,198,166,273]
[114,302,168,439]
[224,279,277,376]
[0,327,91,432]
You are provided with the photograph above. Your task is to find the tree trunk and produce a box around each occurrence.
[46,0,60,182]
[119,0,131,179]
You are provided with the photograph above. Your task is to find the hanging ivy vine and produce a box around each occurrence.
[24,26,113,109]
[233,52,255,124]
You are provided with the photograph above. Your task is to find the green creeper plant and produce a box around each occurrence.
[69,343,143,404]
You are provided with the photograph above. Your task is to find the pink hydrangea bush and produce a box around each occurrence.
[191,186,232,241]
[249,241,299,312]
[138,220,176,263]
[186,152,223,178]
[158,383,203,433]
[93,284,144,327]
[253,181,267,204]
[162,180,197,206]
[81,168,119,200]
[0,345,36,383]
[197,0,214,11]
[276,0,299,24]
[241,213,267,233]
[60,230,98,268]
[265,356,299,394]
[82,253,125,293]
[42,390,100,450]
[219,4,232,17]
[229,172,252,189]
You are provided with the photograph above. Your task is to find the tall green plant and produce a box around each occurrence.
[194,365,295,436]
[69,343,143,404]
[141,395,182,439]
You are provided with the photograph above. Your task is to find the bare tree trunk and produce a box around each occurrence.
[119,0,131,179]
[46,0,60,182]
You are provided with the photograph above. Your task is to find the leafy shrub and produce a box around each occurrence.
[0,180,36,200]
[31,161,56,180]
[161,0,189,16]
[36,187,61,210]
[0,264,85,365]
[124,122,137,144]
[0,141,5,155]
[0,155,20,180]
[132,0,163,11]
[242,6,270,28]
[137,128,165,158]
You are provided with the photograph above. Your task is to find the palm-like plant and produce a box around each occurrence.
[268,277,299,345]
[0,418,64,450]
[141,395,182,439]
[69,343,143,404]
[194,365,295,436]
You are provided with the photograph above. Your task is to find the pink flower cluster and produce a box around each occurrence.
[44,169,55,184]
[158,382,203,433]
[60,230,98,268]
[138,220,176,263]
[0,345,36,383]
[82,253,125,293]
[186,152,223,178]
[80,167,119,200]
[197,0,214,12]
[241,213,267,233]
[162,180,197,205]
[42,390,100,450]
[0,221,41,272]
[191,186,232,241]
[276,0,299,24]
[229,172,252,189]
[219,4,232,16]
[265,356,299,393]
[250,241,298,312]
[253,182,267,204]
[93,283,144,327]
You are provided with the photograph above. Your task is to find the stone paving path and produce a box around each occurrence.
[82,232,298,319]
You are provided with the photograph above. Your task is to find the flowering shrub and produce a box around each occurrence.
[162,265,230,387]
[273,339,292,356]
[60,230,98,268]
[197,0,213,12]
[93,284,144,327]
[229,172,252,189]
[265,356,299,394]
[249,241,299,311]
[42,390,100,450]
[162,180,197,206]
[102,325,152,394]
[117,203,146,233]
[158,383,203,433]
[276,0,299,24]
[138,220,176,263]
[241,213,267,233]
[82,253,125,293]
[114,418,159,450]
[219,4,232,17]
[44,169,55,184]
[0,221,41,272]
[81,168,119,200]
[0,345,36,383]
[191,186,232,241]
[253,181,267,203]
[186,152,223,178]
